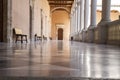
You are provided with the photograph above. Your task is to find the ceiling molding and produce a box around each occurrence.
[48,0,74,12]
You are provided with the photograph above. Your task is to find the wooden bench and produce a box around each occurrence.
[34,34,42,41]
[13,28,28,43]
[43,35,47,40]
[49,37,52,40]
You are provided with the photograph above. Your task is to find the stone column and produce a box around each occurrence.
[88,0,97,43]
[79,0,84,41]
[97,0,111,44]
[77,1,80,32]
[3,0,12,43]
[82,0,90,42]
[76,1,80,41]
[73,10,76,40]
[70,13,74,40]
[80,0,84,30]
[101,0,111,22]
[70,13,73,38]
[84,0,89,30]
[30,0,35,42]
[77,0,81,41]
[75,7,78,33]
[70,14,72,37]
[7,0,12,43]
[70,10,73,39]
[89,0,97,28]
[73,10,76,35]
[75,0,79,40]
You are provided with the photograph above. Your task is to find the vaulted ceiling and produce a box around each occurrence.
[48,0,74,12]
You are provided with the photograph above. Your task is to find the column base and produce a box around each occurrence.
[87,28,94,43]
[73,33,80,41]
[81,30,87,42]
[78,32,82,42]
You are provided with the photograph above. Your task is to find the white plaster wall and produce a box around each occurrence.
[33,0,51,38]
[12,0,30,37]
[12,0,51,41]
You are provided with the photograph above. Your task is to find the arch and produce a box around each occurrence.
[51,7,70,14]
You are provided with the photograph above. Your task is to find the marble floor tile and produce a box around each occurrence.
[0,40,120,80]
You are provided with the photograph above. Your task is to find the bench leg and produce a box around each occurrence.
[15,36,17,43]
[21,36,23,43]
[25,36,28,43]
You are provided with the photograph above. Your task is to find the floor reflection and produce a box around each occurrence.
[0,41,120,79]
[57,41,63,53]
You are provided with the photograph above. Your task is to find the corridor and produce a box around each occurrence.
[0,0,120,80]
[0,41,120,80]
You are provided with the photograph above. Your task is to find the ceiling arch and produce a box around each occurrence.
[51,7,70,14]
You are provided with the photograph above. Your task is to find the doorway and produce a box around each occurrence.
[58,28,63,40]
[0,0,3,42]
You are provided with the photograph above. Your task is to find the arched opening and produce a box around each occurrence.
[58,28,63,40]
[0,0,3,42]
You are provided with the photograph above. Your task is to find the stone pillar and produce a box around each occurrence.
[75,7,78,33]
[77,0,81,41]
[72,11,74,35]
[30,0,35,42]
[88,0,97,43]
[70,14,72,38]
[74,6,77,40]
[76,1,80,41]
[73,10,76,36]
[84,0,89,30]
[101,0,111,22]
[3,0,12,43]
[82,0,89,42]
[80,0,84,30]
[96,0,111,44]
[72,12,75,40]
[71,10,74,40]
[71,12,74,40]
[79,0,84,41]
[77,1,80,32]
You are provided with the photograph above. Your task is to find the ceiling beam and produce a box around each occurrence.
[49,3,72,5]
[48,0,74,1]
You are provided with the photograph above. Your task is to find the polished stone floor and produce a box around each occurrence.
[0,40,120,80]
